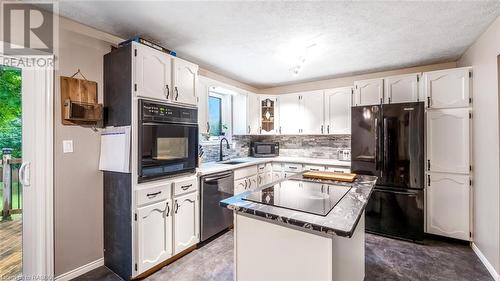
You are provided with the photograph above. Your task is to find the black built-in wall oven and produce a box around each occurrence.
[138,100,198,182]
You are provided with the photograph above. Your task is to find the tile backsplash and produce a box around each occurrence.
[200,134,351,163]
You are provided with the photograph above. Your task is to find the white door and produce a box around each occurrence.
[172,57,198,106]
[197,78,209,135]
[0,57,54,278]
[427,108,470,174]
[324,87,352,134]
[426,173,470,240]
[353,78,383,106]
[300,91,324,134]
[247,93,260,134]
[232,93,248,135]
[384,74,420,104]
[279,93,301,134]
[134,44,172,101]
[424,67,471,109]
[174,192,199,254]
[136,200,172,273]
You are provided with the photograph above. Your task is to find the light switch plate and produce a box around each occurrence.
[63,140,73,153]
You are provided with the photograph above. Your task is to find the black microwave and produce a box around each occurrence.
[251,142,279,158]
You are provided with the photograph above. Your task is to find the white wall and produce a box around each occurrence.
[54,18,121,276]
[458,15,500,278]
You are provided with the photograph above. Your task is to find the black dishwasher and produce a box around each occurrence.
[200,171,234,242]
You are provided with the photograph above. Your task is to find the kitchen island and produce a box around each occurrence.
[220,173,377,281]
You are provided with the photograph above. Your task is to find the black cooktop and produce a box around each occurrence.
[243,179,352,216]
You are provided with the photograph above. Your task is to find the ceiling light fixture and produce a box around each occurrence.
[290,43,316,77]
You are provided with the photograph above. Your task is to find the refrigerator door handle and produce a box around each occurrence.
[374,117,379,171]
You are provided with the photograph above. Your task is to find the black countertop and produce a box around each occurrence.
[220,173,377,238]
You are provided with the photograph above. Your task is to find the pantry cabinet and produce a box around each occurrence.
[384,74,421,104]
[136,200,173,273]
[426,173,470,241]
[353,78,384,106]
[324,87,352,134]
[426,108,470,174]
[300,91,324,134]
[134,43,172,101]
[172,57,198,106]
[173,192,199,254]
[279,93,302,134]
[424,67,471,109]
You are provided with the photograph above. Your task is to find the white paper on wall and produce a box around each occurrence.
[98,126,131,173]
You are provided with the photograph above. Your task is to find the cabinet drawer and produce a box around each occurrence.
[173,176,198,197]
[136,183,171,207]
[325,167,351,173]
[283,163,303,173]
[234,165,258,180]
[272,162,283,172]
[258,163,272,174]
[303,165,325,172]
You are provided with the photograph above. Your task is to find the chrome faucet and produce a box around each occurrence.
[219,137,230,161]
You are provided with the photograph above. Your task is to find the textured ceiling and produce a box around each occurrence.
[55,1,500,88]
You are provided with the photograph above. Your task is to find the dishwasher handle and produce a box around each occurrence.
[203,171,234,183]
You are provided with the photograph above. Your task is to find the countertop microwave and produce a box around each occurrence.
[251,142,279,158]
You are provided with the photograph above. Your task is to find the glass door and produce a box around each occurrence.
[0,65,23,279]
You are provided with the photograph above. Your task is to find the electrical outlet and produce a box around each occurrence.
[63,140,73,153]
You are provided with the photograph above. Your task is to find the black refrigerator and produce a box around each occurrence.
[351,102,425,241]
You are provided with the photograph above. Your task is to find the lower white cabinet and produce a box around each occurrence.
[173,192,200,254]
[257,171,272,187]
[426,172,470,241]
[272,171,285,182]
[136,200,173,273]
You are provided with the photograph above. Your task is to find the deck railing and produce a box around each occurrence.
[1,152,22,220]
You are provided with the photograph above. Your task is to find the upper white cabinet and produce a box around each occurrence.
[384,74,420,104]
[424,67,471,109]
[247,93,261,134]
[324,87,352,134]
[279,93,302,134]
[426,108,470,174]
[173,192,199,254]
[300,91,324,134]
[232,93,248,135]
[172,57,198,106]
[136,200,172,273]
[133,42,199,106]
[353,78,384,106]
[426,173,470,241]
[134,43,172,101]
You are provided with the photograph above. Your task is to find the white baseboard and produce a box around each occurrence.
[472,243,500,281]
[55,258,104,281]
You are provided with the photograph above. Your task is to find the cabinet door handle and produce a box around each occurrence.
[259,126,262,134]
[165,84,170,99]
[427,175,431,186]
[207,122,210,134]
[248,179,252,189]
[279,126,282,134]
[181,184,192,191]
[175,86,179,100]
[174,200,179,213]
[146,191,162,198]
[388,97,391,104]
[244,179,248,189]
[248,125,250,134]
[327,125,330,134]
[166,203,170,217]
[321,125,324,134]
[427,97,431,108]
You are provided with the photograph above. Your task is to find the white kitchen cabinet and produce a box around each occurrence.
[136,200,172,273]
[259,97,279,134]
[172,57,198,106]
[300,91,325,134]
[247,92,261,134]
[384,73,420,104]
[424,67,471,109]
[353,78,384,106]
[232,93,248,135]
[325,166,351,173]
[324,87,352,134]
[279,93,302,134]
[426,108,470,174]
[272,171,284,182]
[134,43,172,101]
[247,175,258,191]
[173,192,199,254]
[234,177,247,195]
[426,173,470,241]
[257,171,272,187]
